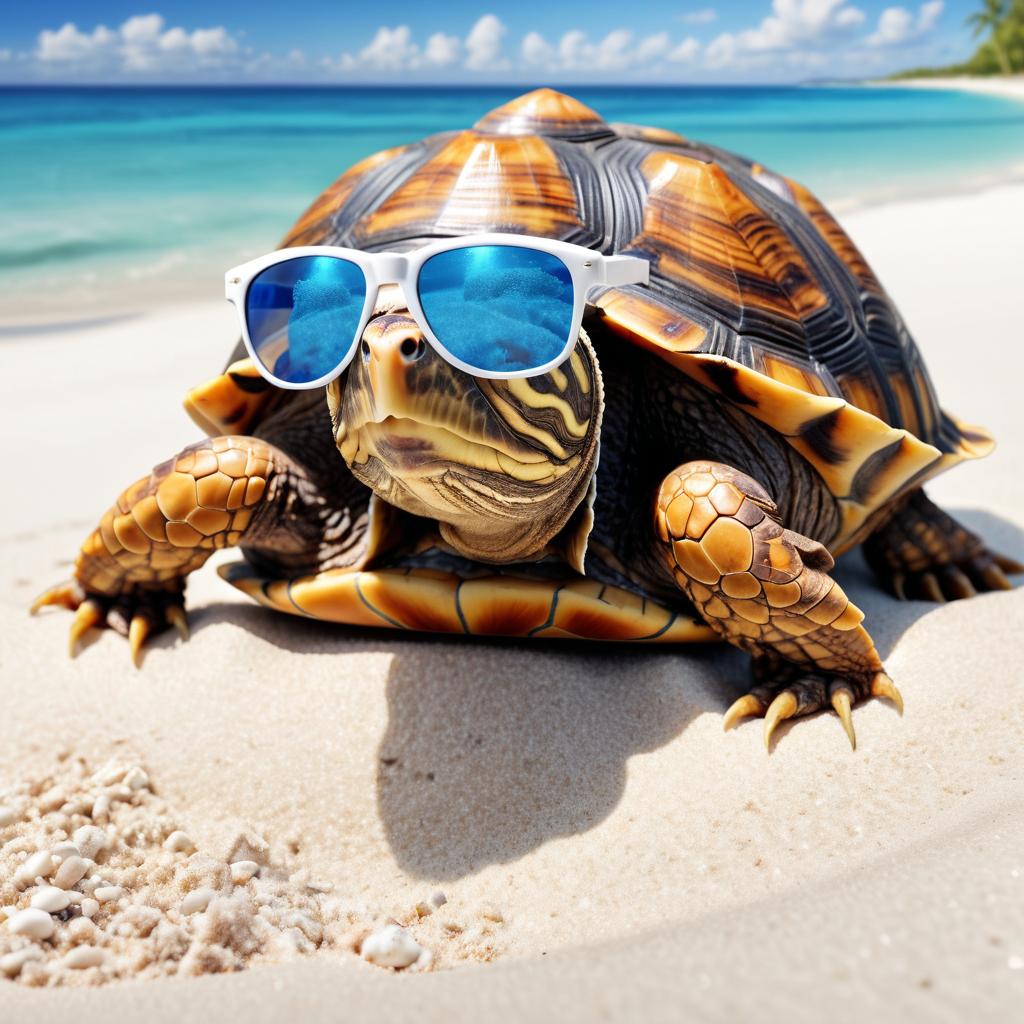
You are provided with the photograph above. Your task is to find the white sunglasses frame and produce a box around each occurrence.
[224,233,650,388]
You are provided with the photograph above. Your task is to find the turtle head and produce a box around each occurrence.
[327,287,602,564]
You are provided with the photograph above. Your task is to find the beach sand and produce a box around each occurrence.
[887,74,1024,104]
[2,183,1023,1021]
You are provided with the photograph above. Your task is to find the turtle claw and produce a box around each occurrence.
[885,549,1018,602]
[723,694,764,732]
[34,576,187,665]
[870,672,904,715]
[994,552,1024,575]
[830,687,856,750]
[31,580,85,616]
[725,662,903,752]
[68,600,103,657]
[166,605,190,642]
[763,691,797,750]
[128,615,151,668]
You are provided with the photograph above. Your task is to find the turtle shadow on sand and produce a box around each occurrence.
[154,508,1023,881]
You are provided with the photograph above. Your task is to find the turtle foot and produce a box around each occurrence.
[887,549,1022,602]
[32,580,188,668]
[723,659,903,752]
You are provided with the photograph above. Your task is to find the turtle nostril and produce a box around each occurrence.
[399,336,425,361]
[361,340,371,362]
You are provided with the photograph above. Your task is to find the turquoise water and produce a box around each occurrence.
[2,85,1024,321]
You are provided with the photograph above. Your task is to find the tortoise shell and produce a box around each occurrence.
[184,88,992,641]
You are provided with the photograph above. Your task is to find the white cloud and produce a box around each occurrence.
[867,1,943,46]
[335,15,501,73]
[520,27,679,71]
[346,25,420,70]
[704,0,868,68]
[425,31,460,67]
[36,13,239,73]
[669,36,702,62]
[521,30,554,65]
[680,8,718,25]
[465,14,507,70]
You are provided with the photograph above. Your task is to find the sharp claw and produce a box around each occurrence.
[919,573,945,603]
[831,689,857,750]
[871,672,904,715]
[942,566,977,600]
[166,605,189,642]
[763,691,798,750]
[68,600,103,657]
[32,584,79,615]
[723,694,764,731]
[979,563,1012,592]
[994,552,1024,575]
[128,615,150,668]
[890,572,907,601]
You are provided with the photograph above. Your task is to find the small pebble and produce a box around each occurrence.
[430,891,448,908]
[30,886,72,913]
[54,855,88,890]
[361,924,425,969]
[8,908,56,940]
[15,851,56,888]
[415,902,433,918]
[51,841,81,861]
[64,946,105,970]
[124,767,149,791]
[0,805,19,828]
[181,889,214,915]
[73,825,110,860]
[164,831,196,855]
[230,861,259,884]
[80,898,100,919]
[0,948,42,978]
[91,794,111,821]
[94,885,124,903]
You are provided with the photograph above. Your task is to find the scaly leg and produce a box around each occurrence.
[32,436,312,666]
[864,489,1023,601]
[654,461,901,750]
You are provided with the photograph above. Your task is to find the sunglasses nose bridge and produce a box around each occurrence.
[372,254,409,285]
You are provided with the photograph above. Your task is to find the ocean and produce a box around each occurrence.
[2,84,1024,322]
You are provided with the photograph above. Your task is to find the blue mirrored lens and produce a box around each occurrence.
[245,256,366,385]
[417,245,574,374]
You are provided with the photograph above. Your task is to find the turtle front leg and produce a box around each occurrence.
[654,462,902,750]
[864,489,1023,601]
[32,436,310,666]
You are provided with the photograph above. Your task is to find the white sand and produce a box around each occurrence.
[885,74,1024,103]
[2,184,1023,1019]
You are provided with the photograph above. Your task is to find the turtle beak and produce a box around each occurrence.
[360,311,428,422]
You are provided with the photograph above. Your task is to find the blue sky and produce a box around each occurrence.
[0,2,983,83]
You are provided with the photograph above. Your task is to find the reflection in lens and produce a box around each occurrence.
[245,256,366,385]
[417,245,574,374]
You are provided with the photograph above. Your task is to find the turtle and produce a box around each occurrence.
[34,88,1021,750]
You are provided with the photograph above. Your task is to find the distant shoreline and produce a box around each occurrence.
[878,75,1024,104]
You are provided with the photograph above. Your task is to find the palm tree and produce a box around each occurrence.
[966,0,1013,75]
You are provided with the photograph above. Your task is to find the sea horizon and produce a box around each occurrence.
[3,82,1024,324]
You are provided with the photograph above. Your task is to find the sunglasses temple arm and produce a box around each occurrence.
[600,254,650,287]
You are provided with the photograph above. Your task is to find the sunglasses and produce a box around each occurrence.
[225,234,649,388]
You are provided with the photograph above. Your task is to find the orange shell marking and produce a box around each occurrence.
[220,563,714,644]
[473,87,611,139]
[353,130,582,242]
[634,151,829,322]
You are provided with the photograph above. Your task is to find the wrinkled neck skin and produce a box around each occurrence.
[326,302,603,565]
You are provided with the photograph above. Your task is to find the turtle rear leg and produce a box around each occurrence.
[654,462,901,750]
[33,436,325,666]
[864,489,1023,602]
